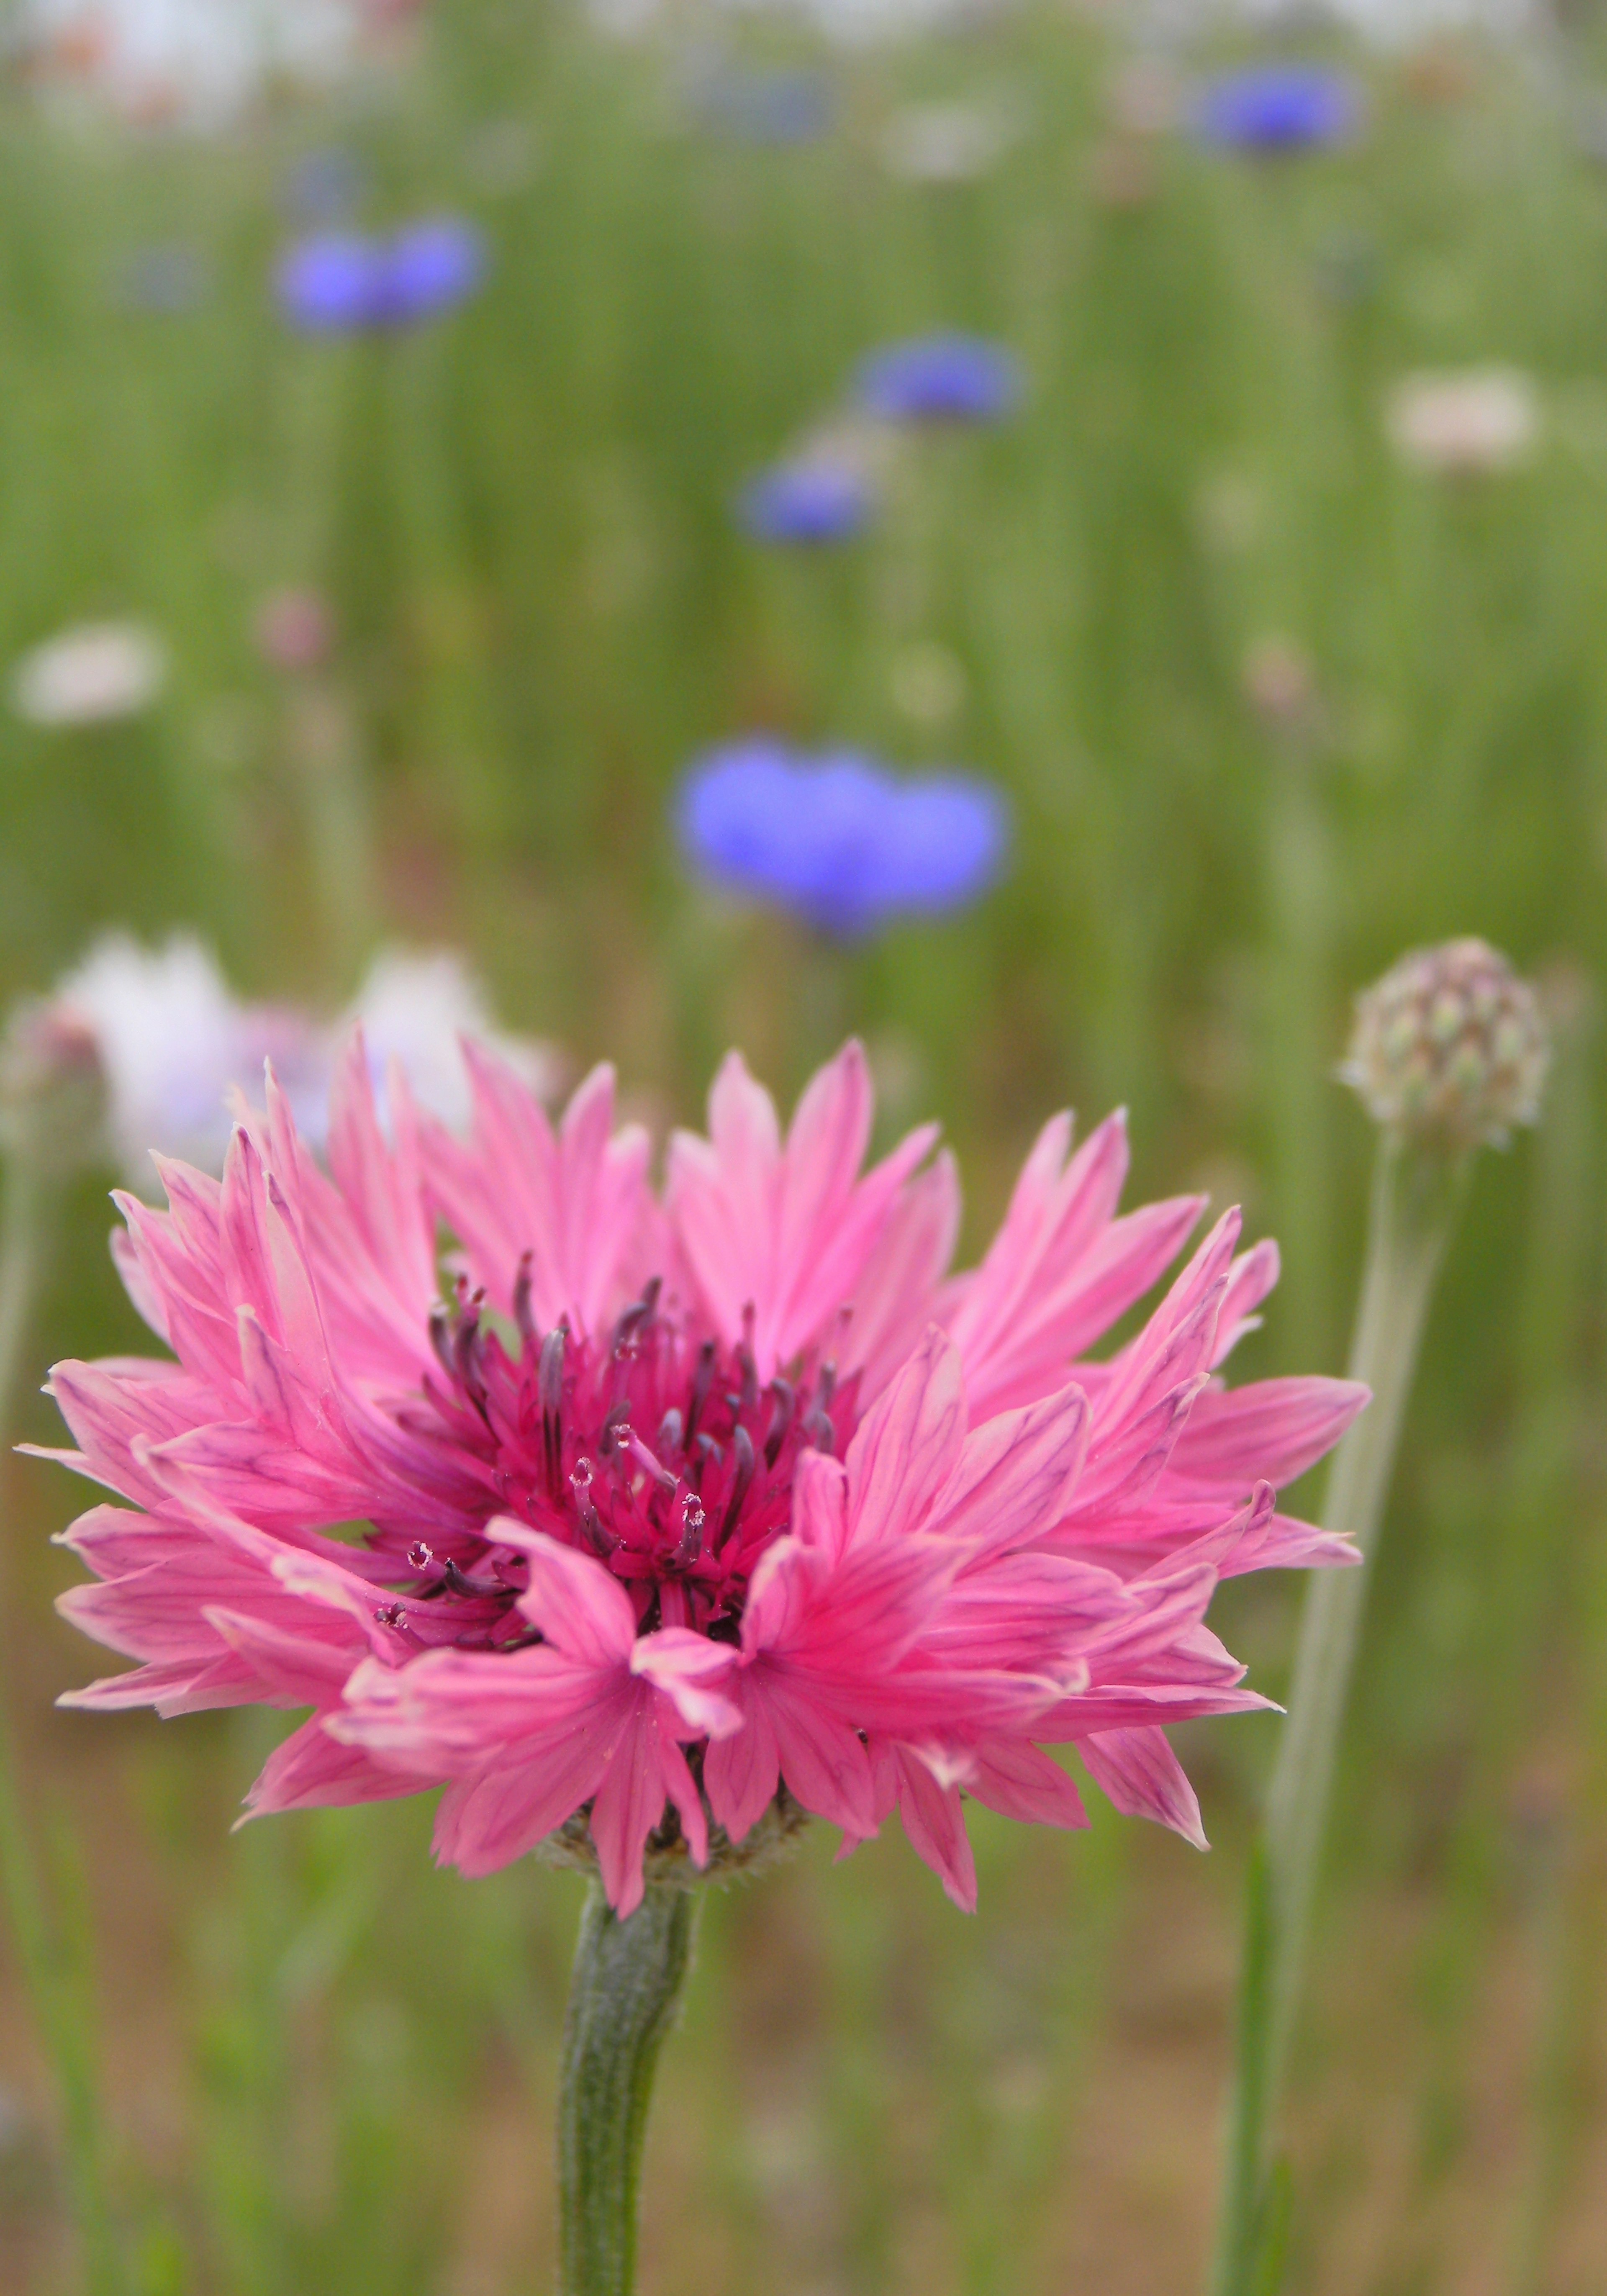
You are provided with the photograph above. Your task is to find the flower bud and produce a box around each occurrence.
[1341,938,1549,1150]
[0,1000,106,1169]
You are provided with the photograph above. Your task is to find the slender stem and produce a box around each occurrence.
[558,1879,697,2296]
[1209,1137,1465,2296]
[0,1146,123,2289]
[0,1146,47,1461]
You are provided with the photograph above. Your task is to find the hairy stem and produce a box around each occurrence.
[558,1879,697,2296]
[1209,1139,1465,2296]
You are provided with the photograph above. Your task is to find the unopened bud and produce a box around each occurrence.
[0,999,106,1167]
[1341,938,1548,1150]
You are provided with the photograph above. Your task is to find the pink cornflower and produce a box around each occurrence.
[45,1041,1365,1916]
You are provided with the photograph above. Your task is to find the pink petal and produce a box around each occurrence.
[843,1325,966,1548]
[1078,1726,1207,1849]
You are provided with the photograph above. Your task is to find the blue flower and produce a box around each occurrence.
[698,67,834,146]
[677,741,1010,937]
[855,332,1023,425]
[1191,64,1364,154]
[277,216,487,333]
[737,457,876,544]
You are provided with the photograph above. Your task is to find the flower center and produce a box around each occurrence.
[389,1265,857,1644]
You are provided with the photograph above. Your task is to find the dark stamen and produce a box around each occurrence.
[716,1423,756,1552]
[571,1460,612,1556]
[764,1378,795,1468]
[539,1325,566,1493]
[407,1540,433,1572]
[442,1558,509,1600]
[598,1397,632,1458]
[685,1340,716,1444]
[675,1494,706,1566]
[612,1277,662,1355]
[802,1408,835,1456]
[428,1305,455,1382]
[656,1407,684,1459]
[512,1251,536,1346]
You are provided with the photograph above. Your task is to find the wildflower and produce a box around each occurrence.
[49,1038,1366,1915]
[1106,55,1181,138]
[48,935,320,1183]
[10,623,166,728]
[1241,635,1317,734]
[335,948,563,1138]
[1191,64,1365,154]
[677,741,1008,936]
[737,455,876,545]
[1340,938,1548,1150]
[277,216,486,333]
[254,588,335,675]
[1384,367,1540,476]
[694,66,834,145]
[879,99,1018,184]
[32,935,557,1188]
[855,332,1023,425]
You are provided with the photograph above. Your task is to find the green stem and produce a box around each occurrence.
[0,1146,47,1459]
[1208,1137,1465,2296]
[558,1879,697,2296]
[0,1147,123,2291]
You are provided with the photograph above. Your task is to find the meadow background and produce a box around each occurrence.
[3,3,1607,2290]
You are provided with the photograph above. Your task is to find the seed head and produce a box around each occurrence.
[1341,938,1548,1150]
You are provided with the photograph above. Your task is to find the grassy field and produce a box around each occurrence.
[3,5,1607,2290]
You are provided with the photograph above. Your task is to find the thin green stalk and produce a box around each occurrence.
[0,1143,123,2291]
[1209,1138,1465,2296]
[558,1879,697,2296]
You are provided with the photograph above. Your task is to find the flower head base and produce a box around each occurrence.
[677,741,1010,936]
[1342,938,1548,1150]
[1192,64,1365,154]
[49,1036,1367,1918]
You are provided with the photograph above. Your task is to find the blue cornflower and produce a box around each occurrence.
[737,456,876,544]
[277,216,487,333]
[855,332,1023,425]
[698,67,834,145]
[1191,64,1364,154]
[677,740,1010,937]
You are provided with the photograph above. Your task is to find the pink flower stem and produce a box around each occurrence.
[558,1879,698,2296]
[1209,1138,1467,2296]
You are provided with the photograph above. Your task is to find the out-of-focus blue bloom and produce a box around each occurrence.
[276,216,487,333]
[677,740,1010,937]
[737,457,875,544]
[1191,64,1364,153]
[698,67,834,145]
[118,245,206,313]
[285,148,366,223]
[855,332,1023,424]
[381,218,488,324]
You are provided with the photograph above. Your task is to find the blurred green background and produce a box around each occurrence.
[3,4,1607,2290]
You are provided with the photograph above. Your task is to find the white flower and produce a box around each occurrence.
[19,0,370,131]
[11,623,167,727]
[334,948,565,1140]
[1385,368,1542,475]
[33,935,563,1192]
[880,99,1019,183]
[52,934,316,1184]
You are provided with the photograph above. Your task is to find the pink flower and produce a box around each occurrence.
[44,1040,1366,1915]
